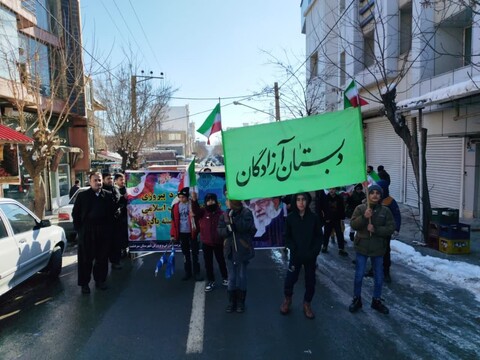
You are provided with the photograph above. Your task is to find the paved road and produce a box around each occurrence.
[0,245,479,360]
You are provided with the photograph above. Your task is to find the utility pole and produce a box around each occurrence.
[131,71,164,133]
[274,82,280,121]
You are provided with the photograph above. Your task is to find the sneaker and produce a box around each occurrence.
[222,279,229,286]
[338,249,348,257]
[321,246,328,253]
[205,282,215,292]
[364,268,374,277]
[371,298,389,314]
[349,296,362,313]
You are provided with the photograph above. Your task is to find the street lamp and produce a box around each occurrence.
[233,101,274,118]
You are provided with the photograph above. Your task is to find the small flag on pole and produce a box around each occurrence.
[197,103,222,144]
[344,80,368,108]
[178,158,197,192]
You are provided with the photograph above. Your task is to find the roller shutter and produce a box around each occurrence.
[365,119,403,200]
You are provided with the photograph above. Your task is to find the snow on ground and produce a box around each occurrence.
[390,240,480,302]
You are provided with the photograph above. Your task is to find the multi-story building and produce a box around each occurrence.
[0,0,89,211]
[302,0,480,218]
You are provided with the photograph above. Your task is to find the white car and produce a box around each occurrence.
[0,198,67,297]
[57,187,89,241]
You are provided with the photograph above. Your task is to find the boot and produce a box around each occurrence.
[226,290,236,313]
[371,298,389,314]
[236,290,246,313]
[349,296,362,313]
[280,295,292,315]
[303,302,315,319]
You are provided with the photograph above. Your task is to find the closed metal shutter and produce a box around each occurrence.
[365,119,403,200]
[404,136,463,209]
[426,137,463,209]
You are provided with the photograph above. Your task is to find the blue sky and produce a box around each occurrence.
[80,0,305,141]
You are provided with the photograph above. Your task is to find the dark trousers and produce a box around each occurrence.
[323,220,345,249]
[78,225,110,286]
[283,258,316,303]
[180,232,200,276]
[203,243,228,282]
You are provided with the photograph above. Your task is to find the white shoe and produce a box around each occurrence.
[222,279,229,286]
[205,282,215,292]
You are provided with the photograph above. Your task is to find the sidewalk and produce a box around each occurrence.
[396,204,480,267]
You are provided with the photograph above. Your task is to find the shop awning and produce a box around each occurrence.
[397,76,480,111]
[97,150,122,162]
[0,125,33,144]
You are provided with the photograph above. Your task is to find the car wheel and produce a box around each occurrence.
[46,246,63,278]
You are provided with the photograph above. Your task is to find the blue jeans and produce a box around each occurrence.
[226,260,248,291]
[354,253,384,299]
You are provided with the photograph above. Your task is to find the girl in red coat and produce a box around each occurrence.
[191,191,228,292]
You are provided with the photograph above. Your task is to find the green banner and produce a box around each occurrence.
[223,107,366,200]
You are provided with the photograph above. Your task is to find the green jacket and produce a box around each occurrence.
[350,203,395,257]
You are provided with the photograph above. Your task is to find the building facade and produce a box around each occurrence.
[302,0,480,218]
[0,0,89,211]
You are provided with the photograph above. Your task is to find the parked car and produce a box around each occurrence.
[57,187,89,241]
[0,198,67,297]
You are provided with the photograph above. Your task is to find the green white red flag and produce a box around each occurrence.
[344,80,368,108]
[197,103,222,144]
[178,158,197,191]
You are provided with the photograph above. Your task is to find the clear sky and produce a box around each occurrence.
[79,0,306,142]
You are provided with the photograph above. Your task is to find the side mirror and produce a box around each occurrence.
[40,219,51,227]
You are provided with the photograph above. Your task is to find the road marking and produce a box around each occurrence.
[186,281,205,354]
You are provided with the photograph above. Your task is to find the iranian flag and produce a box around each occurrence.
[178,159,197,191]
[197,103,222,144]
[344,80,368,108]
[363,170,380,188]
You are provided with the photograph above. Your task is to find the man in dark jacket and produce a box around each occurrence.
[69,179,80,198]
[377,165,391,186]
[114,173,129,258]
[279,192,323,319]
[72,172,117,294]
[320,188,347,256]
[349,184,395,315]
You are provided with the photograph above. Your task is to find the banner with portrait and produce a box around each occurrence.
[126,169,287,252]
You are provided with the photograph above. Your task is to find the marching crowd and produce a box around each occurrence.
[71,164,401,319]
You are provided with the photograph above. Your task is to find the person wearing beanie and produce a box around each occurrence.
[191,191,228,292]
[218,197,256,313]
[280,192,323,319]
[170,187,203,281]
[348,184,395,315]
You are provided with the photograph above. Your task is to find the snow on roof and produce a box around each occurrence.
[397,76,480,110]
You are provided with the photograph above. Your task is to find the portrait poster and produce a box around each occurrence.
[126,170,182,252]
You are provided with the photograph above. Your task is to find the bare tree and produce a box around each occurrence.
[303,0,479,239]
[0,16,88,218]
[96,58,175,170]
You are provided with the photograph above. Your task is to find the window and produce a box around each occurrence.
[168,133,181,141]
[0,218,8,238]
[464,26,472,66]
[0,203,37,234]
[363,31,375,68]
[400,4,412,54]
[309,51,318,79]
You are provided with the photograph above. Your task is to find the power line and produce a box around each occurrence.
[34,0,122,82]
[127,0,163,71]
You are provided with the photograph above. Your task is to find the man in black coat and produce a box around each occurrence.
[102,172,122,269]
[72,172,117,294]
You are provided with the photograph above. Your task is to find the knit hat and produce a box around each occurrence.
[368,184,383,197]
[204,193,218,204]
[178,187,189,197]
